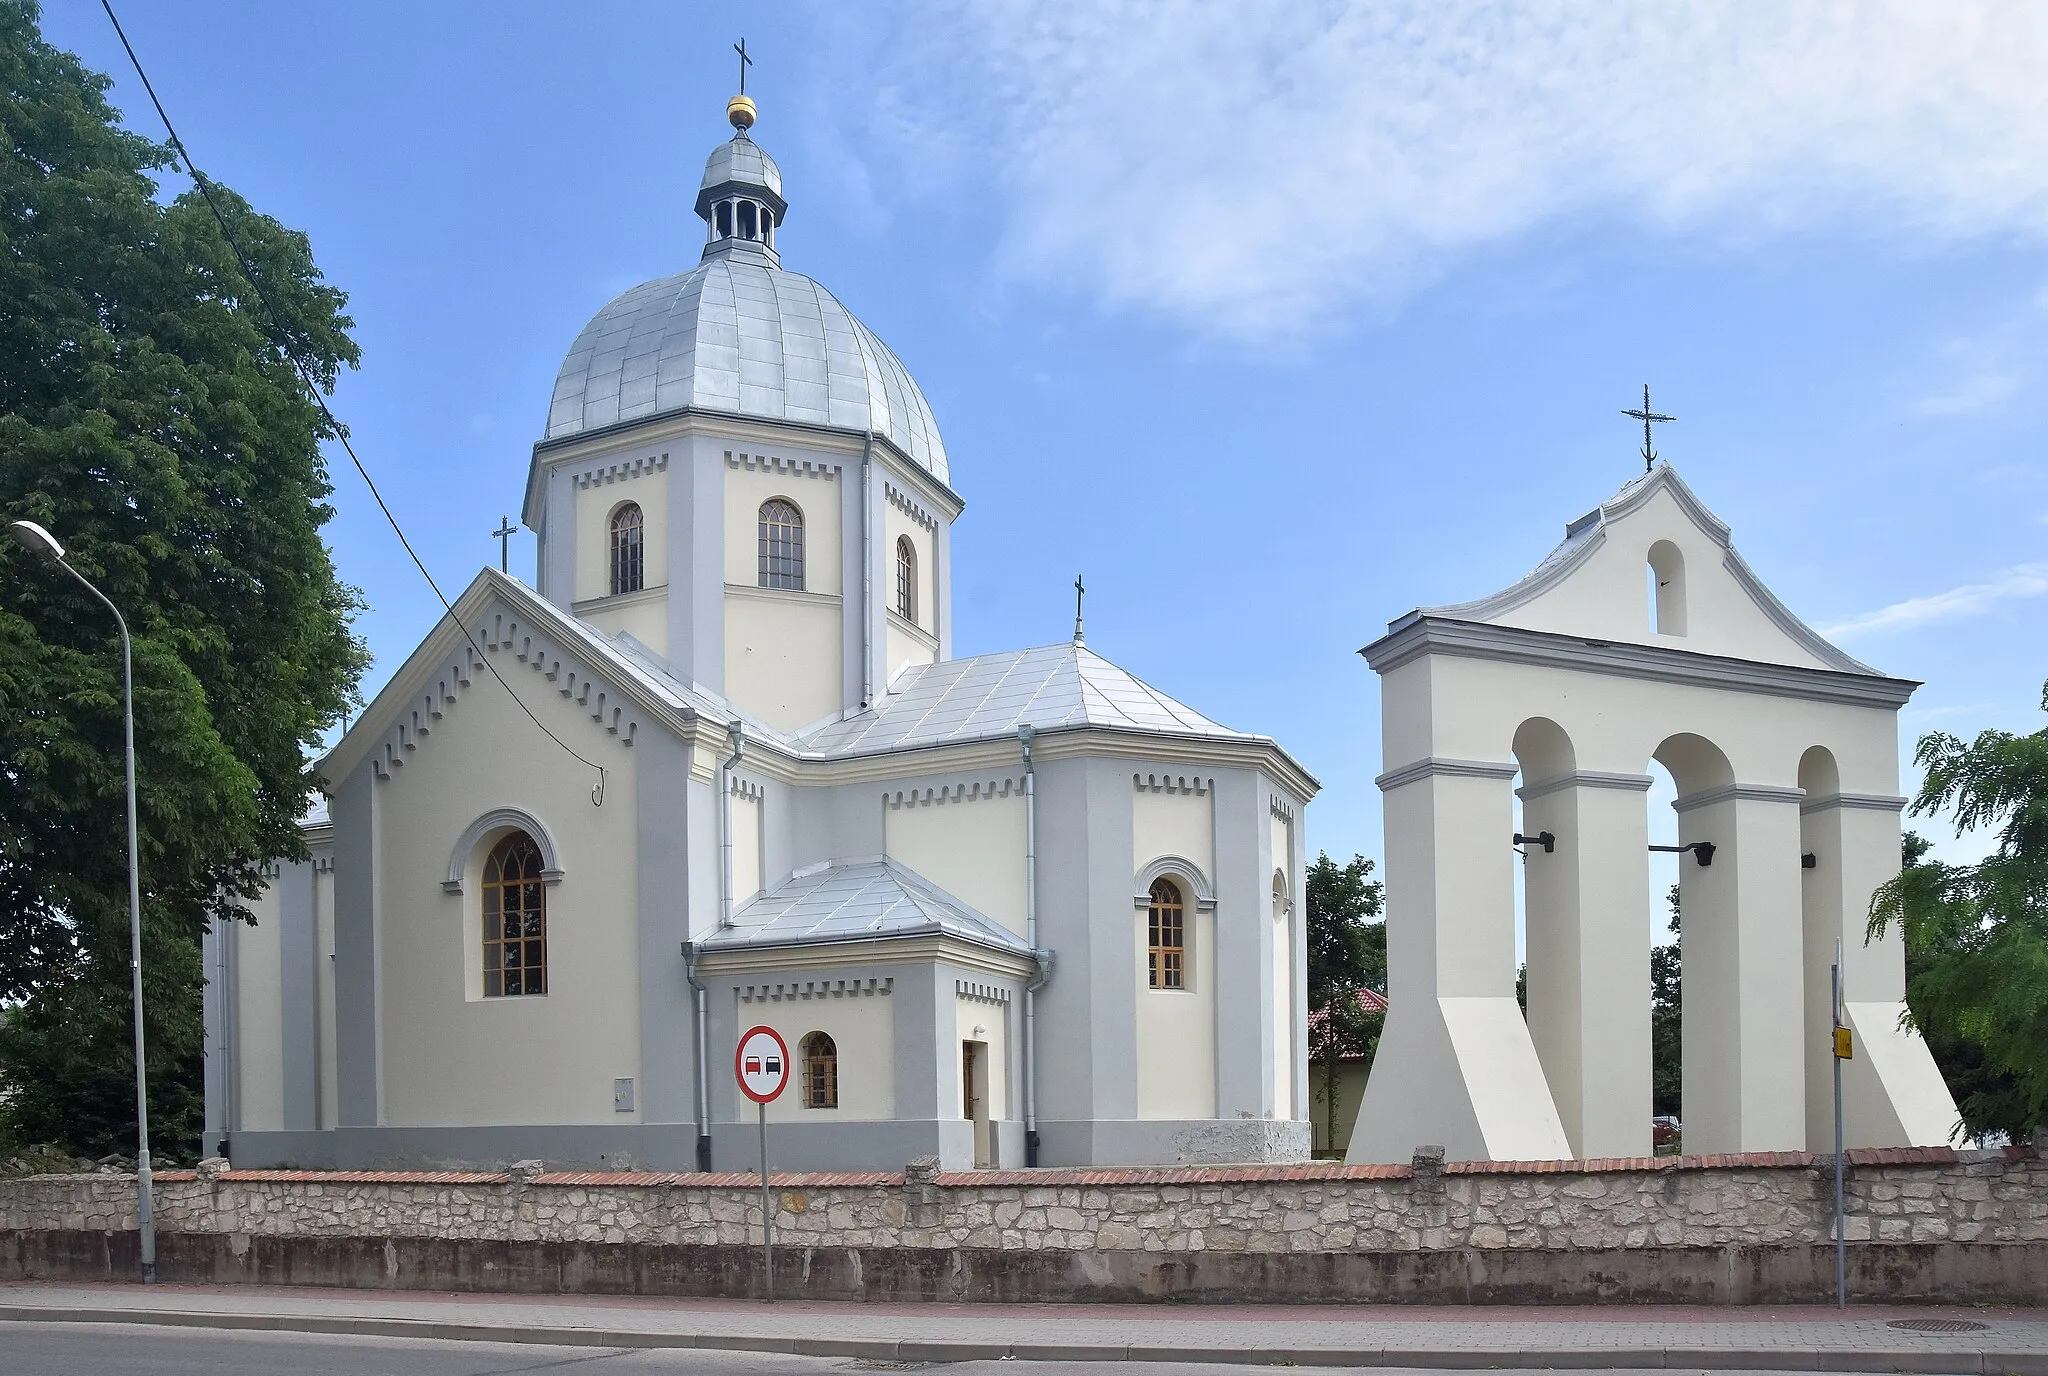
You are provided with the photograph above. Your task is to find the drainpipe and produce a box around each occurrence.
[681,939,711,1171]
[860,431,874,708]
[1019,724,1047,1166]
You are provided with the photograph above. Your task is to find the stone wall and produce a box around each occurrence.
[3,1146,2044,1304]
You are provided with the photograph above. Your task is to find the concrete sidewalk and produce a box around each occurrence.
[0,1281,2043,1371]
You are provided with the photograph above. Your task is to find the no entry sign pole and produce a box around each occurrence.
[758,1098,772,1301]
[736,1024,790,1303]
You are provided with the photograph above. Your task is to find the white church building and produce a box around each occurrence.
[204,93,1318,1173]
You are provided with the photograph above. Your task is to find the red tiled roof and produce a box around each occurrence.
[1306,986,1389,1055]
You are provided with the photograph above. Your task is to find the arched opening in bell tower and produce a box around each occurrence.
[1648,540,1687,636]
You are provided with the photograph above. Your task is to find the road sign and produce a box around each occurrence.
[735,1025,790,1301]
[736,1025,790,1104]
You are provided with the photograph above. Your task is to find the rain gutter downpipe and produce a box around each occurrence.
[681,940,711,1171]
[1019,724,1047,1166]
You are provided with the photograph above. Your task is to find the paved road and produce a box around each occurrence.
[0,1322,1916,1376]
[4,1284,2042,1373]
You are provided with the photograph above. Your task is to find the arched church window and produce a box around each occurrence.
[802,1031,838,1108]
[1147,877,1186,990]
[1648,540,1686,636]
[738,200,758,240]
[758,499,805,590]
[715,201,732,238]
[482,831,548,998]
[895,536,917,624]
[609,503,644,596]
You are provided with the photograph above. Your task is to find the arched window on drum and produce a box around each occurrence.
[894,536,917,624]
[609,502,644,596]
[758,499,805,590]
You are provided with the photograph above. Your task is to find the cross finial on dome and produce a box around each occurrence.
[727,37,757,135]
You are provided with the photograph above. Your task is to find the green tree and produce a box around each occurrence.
[1869,687,2048,1143]
[1651,886,1682,1122]
[1897,832,2030,1140]
[1305,851,1385,1153]
[0,1,365,1158]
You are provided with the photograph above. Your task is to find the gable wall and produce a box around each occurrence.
[1490,485,1836,669]
[370,652,643,1129]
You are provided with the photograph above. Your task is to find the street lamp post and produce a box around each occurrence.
[8,519,156,1284]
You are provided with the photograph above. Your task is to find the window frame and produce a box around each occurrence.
[609,502,645,596]
[1147,876,1187,990]
[757,498,806,591]
[802,1031,839,1109]
[894,535,917,624]
[481,831,549,998]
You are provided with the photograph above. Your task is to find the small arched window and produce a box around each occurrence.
[1147,877,1186,990]
[758,499,805,590]
[1272,871,1288,922]
[802,1031,838,1108]
[895,536,917,624]
[1647,540,1686,636]
[738,200,758,240]
[609,503,644,596]
[715,201,732,238]
[482,831,548,998]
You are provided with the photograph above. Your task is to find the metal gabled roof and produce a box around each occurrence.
[798,642,1245,756]
[700,857,1030,957]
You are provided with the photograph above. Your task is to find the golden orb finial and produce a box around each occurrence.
[727,92,757,133]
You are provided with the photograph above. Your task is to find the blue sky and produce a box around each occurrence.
[44,2,2048,904]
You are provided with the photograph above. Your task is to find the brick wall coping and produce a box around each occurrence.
[944,1147,1972,1188]
[58,1145,1985,1194]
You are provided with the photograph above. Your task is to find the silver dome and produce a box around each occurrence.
[544,259,948,482]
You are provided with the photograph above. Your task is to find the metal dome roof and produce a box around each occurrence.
[544,120,946,481]
[696,135,784,220]
[543,259,948,481]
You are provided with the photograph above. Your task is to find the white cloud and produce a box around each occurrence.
[860,2,2048,337]
[1821,564,2048,640]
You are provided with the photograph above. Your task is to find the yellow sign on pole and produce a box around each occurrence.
[1834,1026,1854,1060]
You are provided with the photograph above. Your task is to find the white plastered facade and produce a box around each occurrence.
[1345,467,1961,1164]
[206,106,1316,1175]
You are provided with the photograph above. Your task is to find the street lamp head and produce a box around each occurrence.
[8,520,65,562]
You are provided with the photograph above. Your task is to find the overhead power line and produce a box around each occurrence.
[97,1,606,806]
